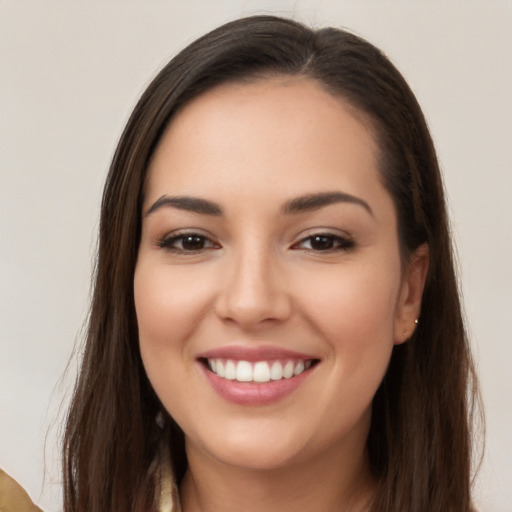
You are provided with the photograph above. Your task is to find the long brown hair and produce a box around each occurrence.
[63,15,481,512]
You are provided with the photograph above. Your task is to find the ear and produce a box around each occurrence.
[393,243,429,345]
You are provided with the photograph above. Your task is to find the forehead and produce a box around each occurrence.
[145,77,385,210]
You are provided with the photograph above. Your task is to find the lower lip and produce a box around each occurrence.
[201,363,314,405]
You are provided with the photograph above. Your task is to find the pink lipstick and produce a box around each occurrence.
[197,346,319,405]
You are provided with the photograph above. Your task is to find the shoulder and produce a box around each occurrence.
[0,469,43,512]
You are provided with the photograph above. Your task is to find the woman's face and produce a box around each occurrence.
[135,78,425,472]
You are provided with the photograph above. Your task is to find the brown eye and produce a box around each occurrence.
[309,235,336,251]
[293,233,354,252]
[157,233,219,252]
[181,235,208,251]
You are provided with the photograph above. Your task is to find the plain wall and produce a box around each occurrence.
[1,1,511,510]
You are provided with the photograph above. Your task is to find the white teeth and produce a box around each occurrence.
[270,361,283,380]
[283,361,294,379]
[236,361,252,382]
[253,361,270,382]
[293,361,305,376]
[207,358,314,382]
[225,360,236,380]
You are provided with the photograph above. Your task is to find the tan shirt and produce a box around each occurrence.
[0,470,43,512]
[0,460,180,512]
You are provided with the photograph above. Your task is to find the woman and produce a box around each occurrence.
[58,15,479,512]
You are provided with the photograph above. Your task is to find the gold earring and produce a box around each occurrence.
[404,319,419,341]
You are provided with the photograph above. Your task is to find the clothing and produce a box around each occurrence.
[0,469,43,512]
[0,454,179,512]
[156,443,181,512]
[0,464,179,512]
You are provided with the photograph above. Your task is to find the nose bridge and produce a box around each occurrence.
[215,236,291,327]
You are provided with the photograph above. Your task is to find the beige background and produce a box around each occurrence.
[1,1,511,510]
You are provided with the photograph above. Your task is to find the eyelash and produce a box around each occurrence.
[291,233,354,252]
[156,232,220,253]
[156,231,354,254]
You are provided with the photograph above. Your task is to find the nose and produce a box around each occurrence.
[214,246,292,330]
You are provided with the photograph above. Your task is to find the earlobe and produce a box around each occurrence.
[394,244,429,345]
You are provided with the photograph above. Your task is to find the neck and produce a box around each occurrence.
[180,437,376,512]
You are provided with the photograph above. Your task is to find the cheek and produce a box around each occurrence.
[133,262,213,420]
[134,262,212,351]
[133,262,215,406]
[297,259,401,385]
[301,260,400,335]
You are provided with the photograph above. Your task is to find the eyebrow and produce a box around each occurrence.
[283,192,373,216]
[145,195,223,217]
[145,191,373,218]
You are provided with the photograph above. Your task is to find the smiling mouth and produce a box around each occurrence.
[200,358,319,383]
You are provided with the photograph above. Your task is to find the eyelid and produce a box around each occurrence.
[155,229,221,252]
[153,227,354,253]
[290,229,355,252]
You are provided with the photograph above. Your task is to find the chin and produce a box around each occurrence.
[201,444,302,472]
[185,420,314,472]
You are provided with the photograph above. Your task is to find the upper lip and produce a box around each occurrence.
[198,345,318,362]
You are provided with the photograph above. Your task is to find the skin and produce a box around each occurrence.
[134,77,428,512]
